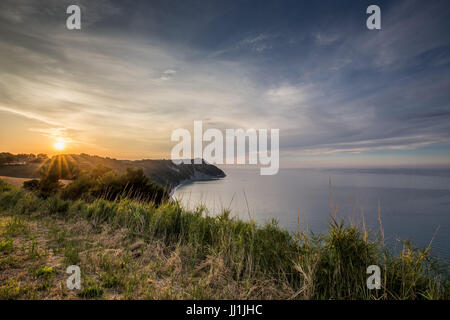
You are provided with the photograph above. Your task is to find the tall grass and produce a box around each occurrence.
[0,178,448,299]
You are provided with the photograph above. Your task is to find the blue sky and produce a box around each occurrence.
[0,0,449,167]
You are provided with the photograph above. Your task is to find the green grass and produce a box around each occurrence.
[5,217,29,237]
[35,266,54,279]
[0,255,20,271]
[64,245,80,266]
[0,239,14,253]
[78,281,104,299]
[99,255,125,289]
[0,178,448,299]
[0,279,30,299]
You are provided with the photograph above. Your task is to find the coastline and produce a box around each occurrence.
[169,174,226,200]
[169,179,190,199]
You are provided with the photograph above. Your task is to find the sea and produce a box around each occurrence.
[173,167,450,262]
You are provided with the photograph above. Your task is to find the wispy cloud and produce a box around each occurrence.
[0,0,449,165]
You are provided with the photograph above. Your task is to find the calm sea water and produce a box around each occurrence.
[174,167,450,262]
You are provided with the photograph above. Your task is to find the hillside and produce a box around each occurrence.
[0,153,225,189]
[0,179,448,300]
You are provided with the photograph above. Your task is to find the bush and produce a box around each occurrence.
[59,167,168,206]
[60,175,96,201]
[38,173,62,198]
[108,168,165,202]
[0,179,13,192]
[45,196,70,216]
[21,173,62,199]
[87,167,168,205]
[22,173,62,199]
[23,179,40,192]
[299,219,378,299]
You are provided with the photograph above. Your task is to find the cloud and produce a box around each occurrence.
[239,34,274,52]
[160,69,177,80]
[0,0,449,164]
[314,32,339,46]
[265,85,308,106]
[0,6,269,156]
[0,105,62,127]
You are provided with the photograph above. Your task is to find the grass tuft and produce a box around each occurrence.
[35,266,54,279]
[78,281,104,299]
[0,239,14,253]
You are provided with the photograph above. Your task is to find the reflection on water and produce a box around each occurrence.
[174,167,450,262]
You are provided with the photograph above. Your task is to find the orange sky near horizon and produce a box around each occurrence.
[1,2,450,169]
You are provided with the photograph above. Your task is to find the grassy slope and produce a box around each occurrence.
[0,179,448,300]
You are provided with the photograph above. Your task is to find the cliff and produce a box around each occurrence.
[0,153,226,190]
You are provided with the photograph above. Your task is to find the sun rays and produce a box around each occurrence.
[31,153,78,180]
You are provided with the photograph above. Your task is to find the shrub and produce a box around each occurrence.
[44,196,70,216]
[300,219,378,299]
[60,175,96,201]
[89,167,168,205]
[90,164,112,179]
[0,179,13,192]
[22,179,40,192]
[38,173,62,198]
[22,173,63,199]
[60,167,168,206]
[0,188,26,210]
[15,192,41,215]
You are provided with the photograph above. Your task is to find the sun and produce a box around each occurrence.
[54,142,65,150]
[54,138,66,151]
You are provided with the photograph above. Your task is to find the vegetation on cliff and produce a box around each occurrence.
[0,153,225,189]
[0,178,448,300]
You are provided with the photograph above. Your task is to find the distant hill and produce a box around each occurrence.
[0,153,225,189]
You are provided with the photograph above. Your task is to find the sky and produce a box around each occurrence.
[0,0,449,168]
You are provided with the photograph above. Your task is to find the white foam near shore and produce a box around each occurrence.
[169,179,189,199]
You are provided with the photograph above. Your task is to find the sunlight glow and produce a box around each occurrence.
[54,140,65,151]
